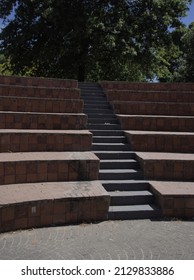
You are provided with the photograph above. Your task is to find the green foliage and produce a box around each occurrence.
[0,0,192,81]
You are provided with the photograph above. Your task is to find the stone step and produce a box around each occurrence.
[118,115,194,132]
[108,204,161,220]
[112,101,194,116]
[0,180,109,233]
[0,111,87,130]
[99,169,143,180]
[149,181,194,218]
[90,130,124,136]
[0,75,78,88]
[93,136,126,143]
[88,118,118,124]
[87,113,116,119]
[101,180,150,192]
[0,151,99,185]
[100,159,139,169]
[88,124,121,130]
[0,85,81,99]
[106,90,194,103]
[95,151,136,160]
[84,104,110,109]
[125,130,194,153]
[101,81,194,91]
[84,108,113,114]
[92,143,131,151]
[109,190,154,206]
[136,152,194,181]
[81,93,105,98]
[0,96,83,113]
[0,129,92,152]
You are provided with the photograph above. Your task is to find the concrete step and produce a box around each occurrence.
[88,118,118,124]
[0,129,92,152]
[0,111,87,130]
[125,130,194,153]
[109,190,154,205]
[0,151,99,185]
[100,159,139,169]
[108,204,161,220]
[95,151,136,160]
[88,124,121,130]
[93,136,126,143]
[136,152,194,181]
[106,90,194,103]
[90,130,124,136]
[112,101,194,116]
[118,115,194,132]
[0,180,109,233]
[81,93,105,98]
[85,109,113,114]
[87,113,116,119]
[92,143,131,151]
[101,180,150,191]
[99,169,143,180]
[84,104,110,109]
[0,85,81,99]
[0,96,83,113]
[0,75,78,88]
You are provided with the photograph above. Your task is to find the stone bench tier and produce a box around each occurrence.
[149,181,194,218]
[101,81,194,91]
[0,181,110,233]
[125,131,194,153]
[112,101,194,116]
[0,112,87,130]
[0,151,99,185]
[0,129,92,152]
[117,115,194,132]
[0,96,83,113]
[136,152,194,181]
[106,90,194,103]
[0,85,80,99]
[0,75,78,88]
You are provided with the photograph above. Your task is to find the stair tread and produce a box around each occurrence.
[99,169,140,173]
[109,204,159,212]
[100,159,136,163]
[109,190,153,196]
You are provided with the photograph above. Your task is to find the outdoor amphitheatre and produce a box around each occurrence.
[0,74,194,233]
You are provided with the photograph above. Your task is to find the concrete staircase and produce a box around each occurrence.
[0,76,109,233]
[79,82,161,220]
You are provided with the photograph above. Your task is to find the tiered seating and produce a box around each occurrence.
[0,75,109,233]
[101,81,194,218]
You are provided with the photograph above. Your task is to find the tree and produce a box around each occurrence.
[0,0,192,81]
[180,22,194,81]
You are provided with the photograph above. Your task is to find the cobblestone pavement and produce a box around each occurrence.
[0,219,194,260]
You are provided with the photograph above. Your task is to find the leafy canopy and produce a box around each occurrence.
[0,0,192,81]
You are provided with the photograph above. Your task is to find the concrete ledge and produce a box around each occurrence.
[125,131,194,153]
[149,181,194,218]
[0,181,110,233]
[0,85,80,99]
[105,90,194,103]
[100,81,194,91]
[0,112,87,130]
[117,115,194,132]
[0,152,99,185]
[112,101,194,116]
[0,129,92,152]
[0,96,83,113]
[0,75,78,88]
[136,152,194,181]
